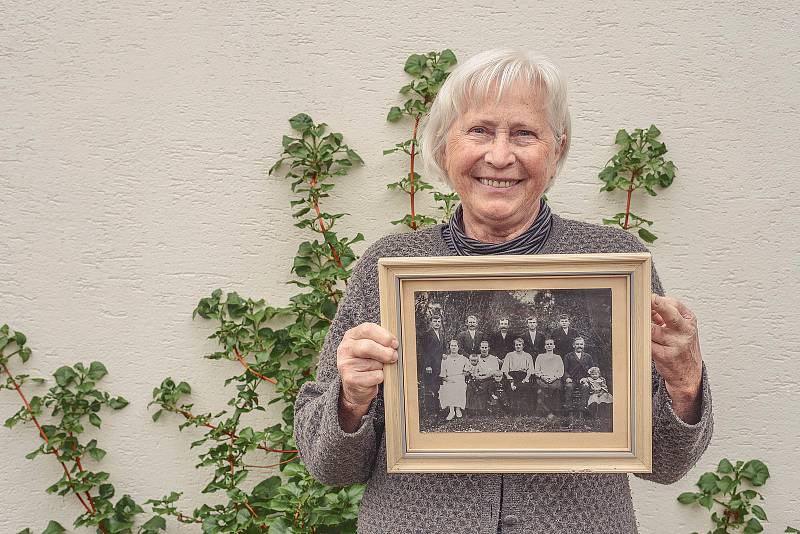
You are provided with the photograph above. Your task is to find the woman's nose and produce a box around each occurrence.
[484,134,515,168]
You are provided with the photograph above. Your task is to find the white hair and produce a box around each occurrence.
[418,49,571,189]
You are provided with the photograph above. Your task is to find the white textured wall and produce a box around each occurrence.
[2,1,799,531]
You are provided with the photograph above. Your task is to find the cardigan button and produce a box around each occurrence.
[502,514,518,526]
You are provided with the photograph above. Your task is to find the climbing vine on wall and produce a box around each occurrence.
[385,50,460,229]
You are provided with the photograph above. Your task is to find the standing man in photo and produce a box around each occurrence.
[521,315,546,357]
[552,313,581,357]
[417,314,446,416]
[456,314,485,355]
[488,317,516,361]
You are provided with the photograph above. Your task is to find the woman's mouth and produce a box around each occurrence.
[476,178,520,188]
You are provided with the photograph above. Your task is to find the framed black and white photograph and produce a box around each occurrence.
[378,253,653,473]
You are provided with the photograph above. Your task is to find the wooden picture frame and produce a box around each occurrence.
[378,253,652,474]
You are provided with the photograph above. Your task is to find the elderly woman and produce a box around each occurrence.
[294,49,712,533]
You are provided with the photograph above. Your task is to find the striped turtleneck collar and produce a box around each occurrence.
[442,198,553,256]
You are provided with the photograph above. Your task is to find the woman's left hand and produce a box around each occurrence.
[651,294,704,423]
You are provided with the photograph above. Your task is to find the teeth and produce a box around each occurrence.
[479,178,517,188]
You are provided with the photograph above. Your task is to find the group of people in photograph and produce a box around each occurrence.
[417,312,613,424]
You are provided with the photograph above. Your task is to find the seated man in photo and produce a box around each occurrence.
[563,336,598,417]
[501,337,535,415]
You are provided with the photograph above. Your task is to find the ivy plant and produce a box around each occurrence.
[385,50,459,229]
[678,458,798,533]
[1,324,161,534]
[598,124,676,243]
[146,114,365,533]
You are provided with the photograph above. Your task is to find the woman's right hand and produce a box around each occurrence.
[336,322,398,424]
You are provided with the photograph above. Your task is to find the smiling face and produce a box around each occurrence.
[443,84,564,241]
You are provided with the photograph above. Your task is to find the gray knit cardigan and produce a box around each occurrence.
[294,215,713,534]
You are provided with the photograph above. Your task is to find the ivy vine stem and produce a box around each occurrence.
[408,115,422,229]
[310,172,344,268]
[233,346,277,384]
[168,404,297,454]
[1,361,99,520]
[622,175,636,230]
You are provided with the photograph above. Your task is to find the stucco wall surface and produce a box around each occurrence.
[2,0,799,532]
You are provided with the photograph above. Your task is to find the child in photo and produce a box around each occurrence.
[582,366,613,423]
[487,371,510,416]
[464,353,483,416]
[439,340,469,420]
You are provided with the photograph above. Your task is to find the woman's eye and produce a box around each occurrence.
[515,129,536,137]
[467,126,488,135]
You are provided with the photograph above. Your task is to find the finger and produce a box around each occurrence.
[340,339,397,363]
[650,342,677,364]
[346,322,398,349]
[344,369,385,389]
[651,294,687,331]
[342,357,385,372]
[651,309,666,327]
[672,298,696,321]
[651,323,681,347]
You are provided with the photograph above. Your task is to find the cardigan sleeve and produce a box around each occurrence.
[293,254,380,486]
[635,256,715,484]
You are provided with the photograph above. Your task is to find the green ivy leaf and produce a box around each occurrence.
[140,516,167,531]
[88,361,108,381]
[53,366,78,387]
[638,228,657,243]
[89,412,102,428]
[741,459,770,486]
[41,522,66,534]
[439,49,457,68]
[288,113,314,133]
[404,54,427,76]
[387,106,403,122]
[677,492,699,504]
[717,458,734,473]
[108,396,129,410]
[751,504,767,521]
[744,518,764,534]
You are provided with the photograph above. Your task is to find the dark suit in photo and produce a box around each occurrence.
[456,329,485,355]
[521,329,546,358]
[487,330,517,360]
[552,327,582,358]
[417,328,446,415]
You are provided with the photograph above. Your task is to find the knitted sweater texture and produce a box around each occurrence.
[294,215,714,534]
